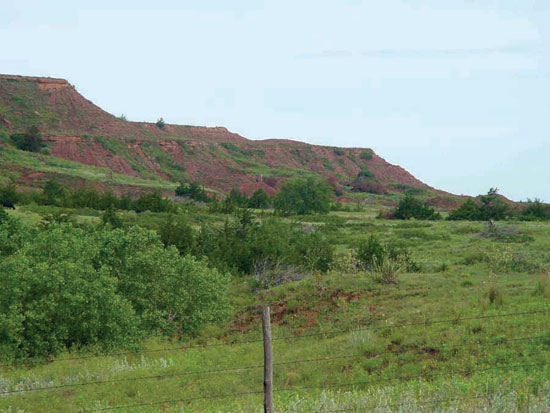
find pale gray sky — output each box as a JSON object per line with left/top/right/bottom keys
{"left": 1, "top": 0, "right": 549, "bottom": 201}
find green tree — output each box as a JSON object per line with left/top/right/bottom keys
{"left": 42, "top": 180, "right": 68, "bottom": 206}
{"left": 176, "top": 181, "right": 210, "bottom": 202}
{"left": 447, "top": 199, "right": 482, "bottom": 221}
{"left": 392, "top": 194, "right": 441, "bottom": 220}
{"left": 0, "top": 182, "right": 19, "bottom": 204}
{"left": 102, "top": 206, "right": 124, "bottom": 228}
{"left": 248, "top": 188, "right": 269, "bottom": 209}
{"left": 10, "top": 126, "right": 46, "bottom": 153}
{"left": 522, "top": 199, "right": 549, "bottom": 221}
{"left": 274, "top": 177, "right": 332, "bottom": 216}
{"left": 0, "top": 224, "right": 140, "bottom": 360}
{"left": 478, "top": 188, "right": 509, "bottom": 220}
{"left": 159, "top": 215, "right": 195, "bottom": 255}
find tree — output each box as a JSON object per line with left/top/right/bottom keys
{"left": 248, "top": 189, "right": 269, "bottom": 209}
{"left": 0, "top": 224, "right": 141, "bottom": 359}
{"left": 102, "top": 206, "right": 124, "bottom": 228}
{"left": 156, "top": 118, "right": 166, "bottom": 129}
{"left": 176, "top": 181, "right": 210, "bottom": 202}
{"left": 10, "top": 126, "right": 46, "bottom": 153}
{"left": 274, "top": 177, "right": 332, "bottom": 216}
{"left": 393, "top": 194, "right": 441, "bottom": 220}
{"left": 447, "top": 199, "right": 482, "bottom": 221}
{"left": 0, "top": 182, "right": 19, "bottom": 204}
{"left": 42, "top": 180, "right": 68, "bottom": 206}
{"left": 159, "top": 215, "right": 195, "bottom": 255}
{"left": 226, "top": 187, "right": 248, "bottom": 207}
{"left": 478, "top": 188, "right": 509, "bottom": 220}
{"left": 522, "top": 199, "right": 549, "bottom": 221}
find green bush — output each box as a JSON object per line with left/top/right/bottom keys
{"left": 0, "top": 224, "right": 141, "bottom": 360}
{"left": 10, "top": 126, "right": 46, "bottom": 153}
{"left": 0, "top": 218, "right": 231, "bottom": 361}
{"left": 354, "top": 234, "right": 419, "bottom": 272}
{"left": 0, "top": 182, "right": 19, "bottom": 204}
{"left": 156, "top": 118, "right": 166, "bottom": 129}
{"left": 160, "top": 214, "right": 195, "bottom": 255}
{"left": 521, "top": 199, "right": 550, "bottom": 221}
{"left": 248, "top": 188, "right": 269, "bottom": 209}
{"left": 357, "top": 166, "right": 375, "bottom": 179}
{"left": 448, "top": 189, "right": 511, "bottom": 221}
{"left": 359, "top": 149, "right": 374, "bottom": 161}
{"left": 175, "top": 181, "right": 211, "bottom": 203}
{"left": 392, "top": 194, "right": 441, "bottom": 220}
{"left": 274, "top": 177, "right": 332, "bottom": 216}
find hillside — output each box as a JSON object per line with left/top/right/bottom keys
{"left": 0, "top": 74, "right": 457, "bottom": 206}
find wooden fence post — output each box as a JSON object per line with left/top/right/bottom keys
{"left": 262, "top": 306, "right": 274, "bottom": 413}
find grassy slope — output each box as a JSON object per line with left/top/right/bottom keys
{"left": 1, "top": 207, "right": 550, "bottom": 412}
{"left": 0, "top": 144, "right": 178, "bottom": 191}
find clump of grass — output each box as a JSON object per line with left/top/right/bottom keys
{"left": 370, "top": 256, "right": 405, "bottom": 284}
{"left": 437, "top": 262, "right": 450, "bottom": 273}
{"left": 330, "top": 251, "right": 362, "bottom": 274}
{"left": 487, "top": 283, "right": 504, "bottom": 306}
{"left": 461, "top": 279, "right": 474, "bottom": 287}
{"left": 462, "top": 251, "right": 486, "bottom": 265}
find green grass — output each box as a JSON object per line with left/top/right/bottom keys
{"left": 0, "top": 146, "right": 177, "bottom": 190}
{"left": 1, "top": 209, "right": 550, "bottom": 411}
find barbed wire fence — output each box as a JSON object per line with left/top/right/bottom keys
{"left": 1, "top": 307, "right": 549, "bottom": 412}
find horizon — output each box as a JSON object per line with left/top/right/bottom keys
{"left": 1, "top": 0, "right": 548, "bottom": 201}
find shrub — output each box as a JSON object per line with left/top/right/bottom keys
{"left": 0, "top": 224, "right": 141, "bottom": 360}
{"left": 522, "top": 199, "right": 550, "bottom": 221}
{"left": 134, "top": 191, "right": 174, "bottom": 213}
{"left": 42, "top": 179, "right": 68, "bottom": 206}
{"left": 355, "top": 235, "right": 385, "bottom": 270}
{"left": 176, "top": 181, "right": 210, "bottom": 203}
{"left": 354, "top": 235, "right": 419, "bottom": 272}
{"left": 370, "top": 256, "right": 405, "bottom": 284}
{"left": 10, "top": 126, "right": 46, "bottom": 153}
{"left": 447, "top": 199, "right": 482, "bottom": 221}
{"left": 393, "top": 194, "right": 441, "bottom": 220}
{"left": 333, "top": 149, "right": 345, "bottom": 156}
{"left": 448, "top": 189, "right": 511, "bottom": 221}
{"left": 102, "top": 206, "right": 124, "bottom": 228}
{"left": 274, "top": 177, "right": 332, "bottom": 216}
{"left": 352, "top": 178, "right": 386, "bottom": 194}
{"left": 359, "top": 149, "right": 374, "bottom": 161}
{"left": 248, "top": 188, "right": 269, "bottom": 209}
{"left": 357, "top": 166, "right": 375, "bottom": 179}
{"left": 159, "top": 214, "right": 194, "bottom": 255}
{"left": 0, "top": 182, "right": 19, "bottom": 204}
{"left": 0, "top": 220, "right": 231, "bottom": 360}
{"left": 156, "top": 118, "right": 166, "bottom": 129}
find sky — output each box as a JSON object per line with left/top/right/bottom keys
{"left": 1, "top": 0, "right": 549, "bottom": 201}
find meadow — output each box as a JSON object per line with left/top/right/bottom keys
{"left": 1, "top": 203, "right": 550, "bottom": 412}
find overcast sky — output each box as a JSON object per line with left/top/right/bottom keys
{"left": 1, "top": 0, "right": 549, "bottom": 201}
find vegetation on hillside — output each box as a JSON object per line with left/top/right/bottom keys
{"left": 1, "top": 198, "right": 550, "bottom": 411}
{"left": 274, "top": 177, "right": 332, "bottom": 216}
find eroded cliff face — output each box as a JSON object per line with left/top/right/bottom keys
{"left": 0, "top": 74, "right": 443, "bottom": 198}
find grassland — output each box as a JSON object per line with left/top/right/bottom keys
{"left": 1, "top": 204, "right": 550, "bottom": 412}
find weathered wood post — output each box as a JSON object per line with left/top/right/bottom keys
{"left": 262, "top": 306, "right": 274, "bottom": 413}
